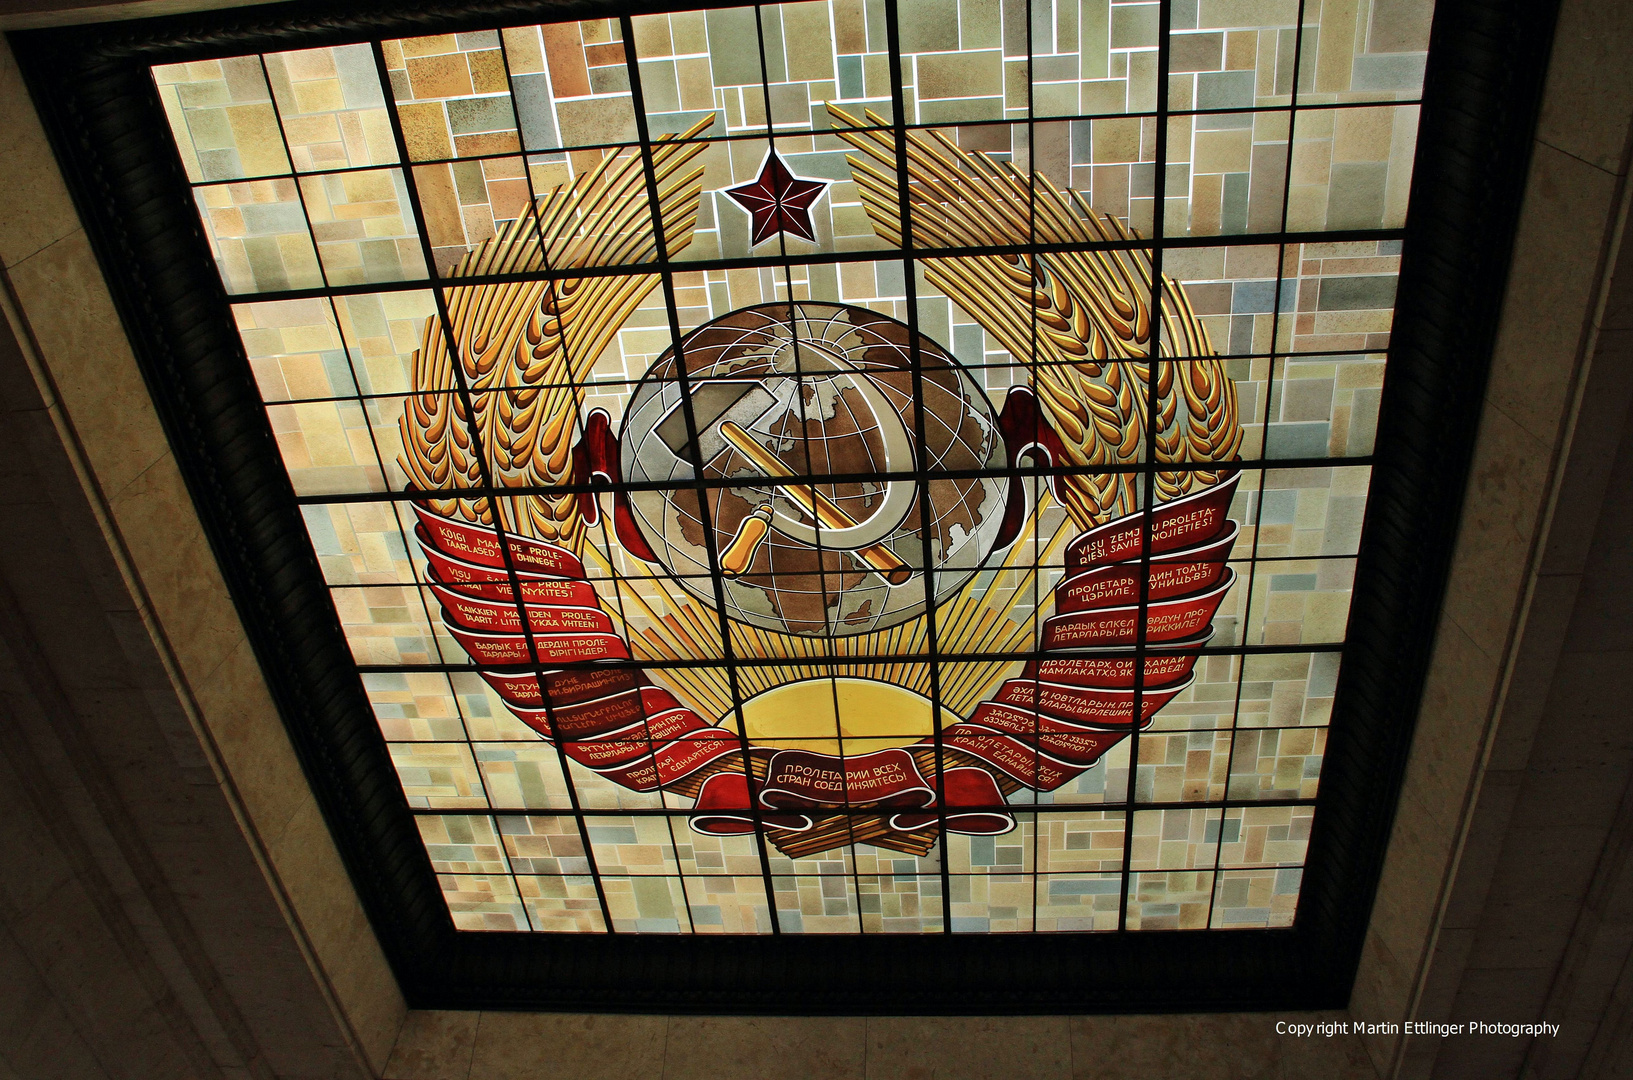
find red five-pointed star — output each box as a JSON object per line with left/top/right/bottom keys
{"left": 725, "top": 152, "right": 828, "bottom": 247}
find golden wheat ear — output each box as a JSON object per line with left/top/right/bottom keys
{"left": 823, "top": 102, "right": 1242, "bottom": 526}
{"left": 399, "top": 116, "right": 716, "bottom": 544}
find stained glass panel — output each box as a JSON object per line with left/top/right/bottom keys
{"left": 151, "top": 0, "right": 1429, "bottom": 935}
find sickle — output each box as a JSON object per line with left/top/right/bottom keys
{"left": 760, "top": 343, "right": 919, "bottom": 553}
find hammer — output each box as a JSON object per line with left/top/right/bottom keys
{"left": 655, "top": 382, "right": 912, "bottom": 585}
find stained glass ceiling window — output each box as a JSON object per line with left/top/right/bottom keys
{"left": 147, "top": 0, "right": 1429, "bottom": 936}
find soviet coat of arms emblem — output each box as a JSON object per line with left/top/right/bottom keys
{"left": 399, "top": 105, "right": 1242, "bottom": 860}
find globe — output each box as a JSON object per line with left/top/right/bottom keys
{"left": 619, "top": 302, "right": 1007, "bottom": 637}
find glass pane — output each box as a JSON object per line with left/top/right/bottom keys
{"left": 1219, "top": 805, "right": 1314, "bottom": 866}
{"left": 193, "top": 179, "right": 323, "bottom": 294}
{"left": 1133, "top": 729, "right": 1231, "bottom": 802}
{"left": 1227, "top": 727, "right": 1327, "bottom": 800}
{"left": 265, "top": 45, "right": 399, "bottom": 172}
{"left": 440, "top": 873, "right": 529, "bottom": 929}
{"left": 517, "top": 874, "right": 607, "bottom": 931}
{"left": 332, "top": 289, "right": 442, "bottom": 397}
{"left": 1287, "top": 241, "right": 1401, "bottom": 354}
{"left": 384, "top": 31, "right": 522, "bottom": 160}
{"left": 1288, "top": 106, "right": 1419, "bottom": 231}
{"left": 860, "top": 874, "right": 944, "bottom": 932}
{"left": 498, "top": 815, "right": 591, "bottom": 873}
{"left": 234, "top": 298, "right": 353, "bottom": 402}
{"left": 505, "top": 21, "right": 641, "bottom": 149}
{"left": 632, "top": 12, "right": 726, "bottom": 136}
{"left": 266, "top": 399, "right": 387, "bottom": 496}
{"left": 476, "top": 743, "right": 576, "bottom": 808}
{"left": 413, "top": 157, "right": 534, "bottom": 275}
{"left": 763, "top": 1, "right": 894, "bottom": 129}
{"left": 901, "top": 0, "right": 1022, "bottom": 125}
{"left": 366, "top": 671, "right": 468, "bottom": 741}
{"left": 683, "top": 875, "right": 773, "bottom": 932}
{"left": 154, "top": 57, "right": 290, "bottom": 182}
{"left": 603, "top": 876, "right": 692, "bottom": 931}
{"left": 298, "top": 168, "right": 429, "bottom": 285}
{"left": 1237, "top": 651, "right": 1341, "bottom": 728}
{"left": 1126, "top": 870, "right": 1213, "bottom": 929}
{"left": 1296, "top": 0, "right": 1432, "bottom": 105}
{"left": 391, "top": 742, "right": 488, "bottom": 807}
{"left": 773, "top": 874, "right": 861, "bottom": 932}
{"left": 417, "top": 814, "right": 509, "bottom": 872}
{"left": 1035, "top": 874, "right": 1121, "bottom": 930}
{"left": 1211, "top": 866, "right": 1301, "bottom": 928}
{"left": 1128, "top": 808, "right": 1220, "bottom": 868}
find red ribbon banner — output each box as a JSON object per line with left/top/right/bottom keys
{"left": 407, "top": 462, "right": 1242, "bottom": 838}
{"left": 690, "top": 750, "right": 1012, "bottom": 836}
{"left": 914, "top": 472, "right": 1242, "bottom": 793}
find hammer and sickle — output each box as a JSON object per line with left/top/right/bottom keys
{"left": 653, "top": 336, "right": 919, "bottom": 584}
{"left": 755, "top": 343, "right": 917, "bottom": 552}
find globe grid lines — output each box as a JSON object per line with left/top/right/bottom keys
{"left": 620, "top": 302, "right": 1007, "bottom": 640}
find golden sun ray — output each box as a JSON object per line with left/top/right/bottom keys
{"left": 582, "top": 488, "right": 1069, "bottom": 724}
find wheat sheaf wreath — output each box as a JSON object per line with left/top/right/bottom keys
{"left": 395, "top": 108, "right": 1244, "bottom": 856}
{"left": 825, "top": 104, "right": 1242, "bottom": 530}
{"left": 398, "top": 115, "right": 716, "bottom": 548}
{"left": 401, "top": 109, "right": 1241, "bottom": 539}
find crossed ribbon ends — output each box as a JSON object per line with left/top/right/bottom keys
{"left": 408, "top": 422, "right": 1241, "bottom": 854}
{"left": 690, "top": 749, "right": 1014, "bottom": 836}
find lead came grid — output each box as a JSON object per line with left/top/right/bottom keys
{"left": 153, "top": 0, "right": 1429, "bottom": 934}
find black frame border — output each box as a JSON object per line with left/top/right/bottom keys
{"left": 9, "top": 0, "right": 1558, "bottom": 1012}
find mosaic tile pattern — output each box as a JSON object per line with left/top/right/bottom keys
{"left": 1037, "top": 811, "right": 1126, "bottom": 872}
{"left": 1126, "top": 870, "right": 1213, "bottom": 930}
{"left": 775, "top": 875, "right": 863, "bottom": 932}
{"left": 683, "top": 876, "right": 775, "bottom": 932}
{"left": 385, "top": 32, "right": 522, "bottom": 160}
{"left": 393, "top": 741, "right": 488, "bottom": 808}
{"left": 235, "top": 299, "right": 353, "bottom": 402}
{"left": 1219, "top": 804, "right": 1314, "bottom": 866}
{"left": 366, "top": 671, "right": 469, "bottom": 741}
{"left": 1211, "top": 866, "right": 1301, "bottom": 928}
{"left": 155, "top": 57, "right": 290, "bottom": 182}
{"left": 333, "top": 290, "right": 443, "bottom": 397}
{"left": 440, "top": 873, "right": 530, "bottom": 930}
{"left": 266, "top": 397, "right": 388, "bottom": 496}
{"left": 418, "top": 813, "right": 509, "bottom": 872}
{"left": 1134, "top": 729, "right": 1231, "bottom": 802}
{"left": 506, "top": 19, "right": 641, "bottom": 148}
{"left": 298, "top": 168, "right": 429, "bottom": 285}
{"left": 473, "top": 743, "right": 575, "bottom": 806}
{"left": 1130, "top": 807, "right": 1221, "bottom": 870}
{"left": 1228, "top": 727, "right": 1327, "bottom": 799}
{"left": 517, "top": 875, "right": 607, "bottom": 931}
{"left": 954, "top": 872, "right": 1045, "bottom": 931}
{"left": 414, "top": 156, "right": 535, "bottom": 273}
{"left": 302, "top": 500, "right": 417, "bottom": 585}
{"left": 266, "top": 45, "right": 400, "bottom": 172}
{"left": 1237, "top": 651, "right": 1341, "bottom": 727}
{"left": 194, "top": 179, "right": 323, "bottom": 294}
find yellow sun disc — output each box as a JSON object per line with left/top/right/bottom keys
{"left": 722, "top": 677, "right": 959, "bottom": 756}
